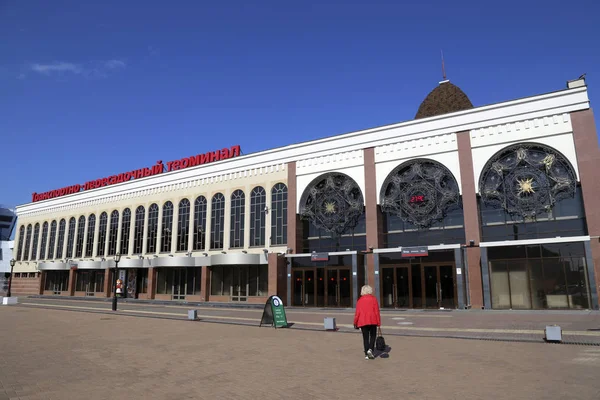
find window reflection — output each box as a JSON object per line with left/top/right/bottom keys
{"left": 488, "top": 243, "right": 590, "bottom": 309}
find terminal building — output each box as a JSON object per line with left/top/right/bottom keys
{"left": 10, "top": 76, "right": 600, "bottom": 310}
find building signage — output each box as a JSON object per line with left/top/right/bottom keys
{"left": 31, "top": 145, "right": 242, "bottom": 203}
{"left": 311, "top": 252, "right": 329, "bottom": 262}
{"left": 401, "top": 246, "right": 428, "bottom": 258}
{"left": 259, "top": 295, "right": 288, "bottom": 328}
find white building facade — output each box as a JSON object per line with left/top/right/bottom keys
{"left": 11, "top": 77, "right": 600, "bottom": 310}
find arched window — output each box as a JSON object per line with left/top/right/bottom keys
{"left": 146, "top": 204, "right": 159, "bottom": 253}
{"left": 48, "top": 221, "right": 57, "bottom": 259}
{"left": 177, "top": 199, "right": 190, "bottom": 252}
{"left": 16, "top": 226, "right": 25, "bottom": 261}
{"left": 56, "top": 219, "right": 66, "bottom": 259}
{"left": 108, "top": 211, "right": 119, "bottom": 256}
{"left": 250, "top": 186, "right": 266, "bottom": 246}
{"left": 85, "top": 214, "right": 96, "bottom": 257}
{"left": 230, "top": 190, "right": 245, "bottom": 248}
{"left": 66, "top": 217, "right": 76, "bottom": 258}
{"left": 193, "top": 196, "right": 207, "bottom": 251}
{"left": 271, "top": 183, "right": 288, "bottom": 245}
{"left": 23, "top": 224, "right": 32, "bottom": 261}
{"left": 75, "top": 216, "right": 86, "bottom": 257}
{"left": 31, "top": 223, "right": 40, "bottom": 261}
{"left": 97, "top": 213, "right": 108, "bottom": 257}
{"left": 210, "top": 193, "right": 225, "bottom": 249}
{"left": 161, "top": 201, "right": 174, "bottom": 253}
{"left": 133, "top": 206, "right": 145, "bottom": 254}
{"left": 120, "top": 208, "right": 131, "bottom": 255}
{"left": 39, "top": 222, "right": 49, "bottom": 260}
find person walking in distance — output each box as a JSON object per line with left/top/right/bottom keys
{"left": 353, "top": 285, "right": 381, "bottom": 359}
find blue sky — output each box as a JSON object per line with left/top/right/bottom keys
{"left": 2, "top": 0, "right": 599, "bottom": 212}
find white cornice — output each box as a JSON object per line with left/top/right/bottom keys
{"left": 16, "top": 85, "right": 590, "bottom": 215}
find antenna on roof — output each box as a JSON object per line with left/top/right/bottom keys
{"left": 441, "top": 50, "right": 447, "bottom": 81}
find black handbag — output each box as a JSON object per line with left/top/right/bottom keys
{"left": 375, "top": 327, "right": 386, "bottom": 351}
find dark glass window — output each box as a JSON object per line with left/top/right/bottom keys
{"left": 161, "top": 201, "right": 174, "bottom": 253}
{"left": 16, "top": 226, "right": 25, "bottom": 261}
{"left": 23, "top": 224, "right": 32, "bottom": 261}
{"left": 211, "top": 193, "right": 225, "bottom": 250}
{"left": 97, "top": 213, "right": 108, "bottom": 257}
{"left": 383, "top": 206, "right": 465, "bottom": 248}
{"left": 75, "top": 216, "right": 85, "bottom": 258}
{"left": 31, "top": 223, "right": 40, "bottom": 261}
{"left": 85, "top": 214, "right": 96, "bottom": 257}
{"left": 48, "top": 221, "right": 57, "bottom": 259}
{"left": 177, "top": 199, "right": 190, "bottom": 252}
{"left": 230, "top": 190, "right": 245, "bottom": 248}
{"left": 120, "top": 208, "right": 131, "bottom": 255}
{"left": 250, "top": 186, "right": 266, "bottom": 247}
{"left": 271, "top": 183, "right": 288, "bottom": 245}
{"left": 302, "top": 213, "right": 367, "bottom": 253}
{"left": 133, "top": 206, "right": 145, "bottom": 255}
{"left": 108, "top": 211, "right": 119, "bottom": 256}
{"left": 210, "top": 266, "right": 268, "bottom": 296}
{"left": 65, "top": 217, "right": 76, "bottom": 258}
{"left": 480, "top": 187, "right": 587, "bottom": 242}
{"left": 146, "top": 204, "right": 159, "bottom": 253}
{"left": 39, "top": 222, "right": 48, "bottom": 260}
{"left": 488, "top": 242, "right": 590, "bottom": 310}
{"left": 193, "top": 196, "right": 207, "bottom": 251}
{"left": 56, "top": 220, "right": 66, "bottom": 259}
{"left": 75, "top": 270, "right": 105, "bottom": 293}
{"left": 44, "top": 270, "right": 69, "bottom": 292}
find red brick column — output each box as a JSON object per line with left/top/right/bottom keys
{"left": 571, "top": 109, "right": 600, "bottom": 297}
{"left": 67, "top": 268, "right": 77, "bottom": 296}
{"left": 457, "top": 131, "right": 484, "bottom": 309}
{"left": 267, "top": 253, "right": 279, "bottom": 296}
{"left": 104, "top": 269, "right": 111, "bottom": 297}
{"left": 147, "top": 267, "right": 156, "bottom": 300}
{"left": 201, "top": 266, "right": 209, "bottom": 301}
{"left": 38, "top": 271, "right": 45, "bottom": 295}
{"left": 363, "top": 148, "right": 382, "bottom": 287}
{"left": 286, "top": 162, "right": 303, "bottom": 254}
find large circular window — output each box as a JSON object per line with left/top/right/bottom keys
{"left": 380, "top": 159, "right": 461, "bottom": 228}
{"left": 299, "top": 173, "right": 364, "bottom": 236}
{"left": 479, "top": 143, "right": 577, "bottom": 218}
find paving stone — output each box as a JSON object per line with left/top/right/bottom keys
{"left": 1, "top": 305, "right": 600, "bottom": 399}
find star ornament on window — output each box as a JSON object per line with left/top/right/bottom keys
{"left": 324, "top": 201, "right": 336, "bottom": 214}
{"left": 517, "top": 177, "right": 535, "bottom": 196}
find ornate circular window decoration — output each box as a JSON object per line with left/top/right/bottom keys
{"left": 479, "top": 143, "right": 577, "bottom": 218}
{"left": 299, "top": 173, "right": 364, "bottom": 236}
{"left": 380, "top": 159, "right": 461, "bottom": 228}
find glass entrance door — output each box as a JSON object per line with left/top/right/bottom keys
{"left": 381, "top": 267, "right": 410, "bottom": 308}
{"left": 380, "top": 264, "right": 455, "bottom": 309}
{"left": 439, "top": 265, "right": 455, "bottom": 309}
{"left": 292, "top": 269, "right": 316, "bottom": 306}
{"left": 172, "top": 268, "right": 187, "bottom": 300}
{"left": 231, "top": 267, "right": 248, "bottom": 302}
{"left": 423, "top": 265, "right": 456, "bottom": 309}
{"left": 326, "top": 268, "right": 352, "bottom": 307}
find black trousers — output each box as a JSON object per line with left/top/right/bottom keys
{"left": 360, "top": 325, "right": 377, "bottom": 354}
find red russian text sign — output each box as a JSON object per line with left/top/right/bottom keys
{"left": 32, "top": 145, "right": 241, "bottom": 203}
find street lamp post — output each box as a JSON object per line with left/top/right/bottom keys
{"left": 7, "top": 259, "right": 15, "bottom": 298}
{"left": 112, "top": 253, "right": 121, "bottom": 311}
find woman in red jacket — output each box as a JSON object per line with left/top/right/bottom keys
{"left": 353, "top": 285, "right": 381, "bottom": 359}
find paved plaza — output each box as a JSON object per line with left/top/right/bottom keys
{"left": 1, "top": 304, "right": 600, "bottom": 399}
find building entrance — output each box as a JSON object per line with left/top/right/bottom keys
{"left": 292, "top": 267, "right": 352, "bottom": 307}
{"left": 381, "top": 264, "right": 456, "bottom": 309}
